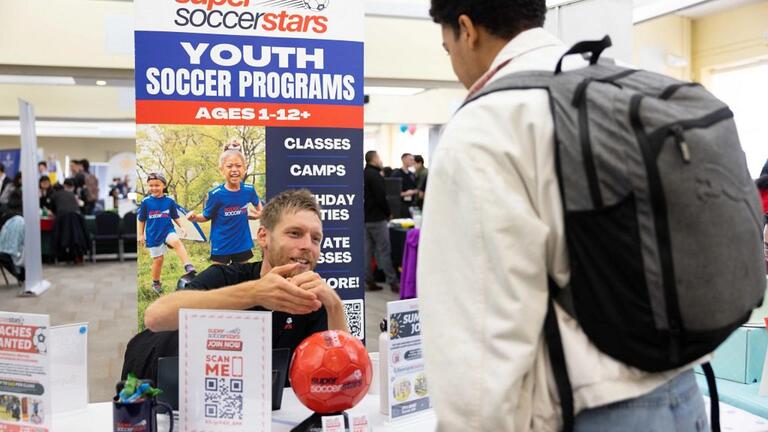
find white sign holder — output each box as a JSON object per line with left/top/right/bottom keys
{"left": 50, "top": 323, "right": 89, "bottom": 414}
{"left": 179, "top": 309, "right": 271, "bottom": 432}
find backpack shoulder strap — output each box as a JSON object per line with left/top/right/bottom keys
{"left": 460, "top": 71, "right": 554, "bottom": 110}
{"left": 545, "top": 278, "right": 574, "bottom": 432}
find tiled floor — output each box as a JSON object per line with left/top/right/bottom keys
{"left": 0, "top": 261, "right": 137, "bottom": 403}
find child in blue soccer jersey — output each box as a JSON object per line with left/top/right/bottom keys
{"left": 187, "top": 143, "right": 263, "bottom": 264}
{"left": 138, "top": 173, "right": 196, "bottom": 294}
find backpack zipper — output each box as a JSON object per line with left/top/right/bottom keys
{"left": 629, "top": 94, "right": 684, "bottom": 365}
{"left": 648, "top": 107, "right": 733, "bottom": 163}
{"left": 670, "top": 126, "right": 691, "bottom": 164}
{"left": 574, "top": 79, "right": 603, "bottom": 208}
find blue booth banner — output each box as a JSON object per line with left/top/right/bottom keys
{"left": 134, "top": 0, "right": 365, "bottom": 339}
{"left": 0, "top": 149, "right": 21, "bottom": 179}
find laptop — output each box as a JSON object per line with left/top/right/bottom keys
{"left": 157, "top": 348, "right": 292, "bottom": 411}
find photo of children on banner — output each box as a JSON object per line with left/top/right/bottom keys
{"left": 186, "top": 142, "right": 263, "bottom": 264}
{"left": 137, "top": 172, "right": 198, "bottom": 295}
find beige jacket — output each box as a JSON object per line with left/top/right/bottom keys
{"left": 418, "top": 28, "right": 694, "bottom": 432}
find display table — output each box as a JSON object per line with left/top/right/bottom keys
{"left": 45, "top": 387, "right": 768, "bottom": 431}
{"left": 53, "top": 388, "right": 437, "bottom": 431}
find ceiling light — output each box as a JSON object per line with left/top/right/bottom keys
{"left": 96, "top": 80, "right": 108, "bottom": 86}
{"left": 363, "top": 86, "right": 426, "bottom": 96}
{"left": 0, "top": 75, "right": 76, "bottom": 86}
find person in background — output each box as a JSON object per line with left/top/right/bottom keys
{"left": 39, "top": 175, "right": 54, "bottom": 212}
{"left": 382, "top": 166, "right": 393, "bottom": 177}
{"left": 756, "top": 160, "right": 768, "bottom": 271}
{"left": 414, "top": 154, "right": 429, "bottom": 208}
{"left": 69, "top": 160, "right": 87, "bottom": 213}
{"left": 50, "top": 178, "right": 89, "bottom": 264}
{"left": 79, "top": 159, "right": 100, "bottom": 215}
{"left": 390, "top": 153, "right": 419, "bottom": 218}
{"left": 0, "top": 189, "right": 25, "bottom": 283}
{"left": 0, "top": 173, "right": 21, "bottom": 208}
{"left": 69, "top": 159, "right": 82, "bottom": 183}
{"left": 38, "top": 161, "right": 48, "bottom": 178}
{"left": 0, "top": 164, "right": 10, "bottom": 200}
{"left": 48, "top": 179, "right": 81, "bottom": 216}
{"left": 109, "top": 177, "right": 122, "bottom": 209}
{"left": 418, "top": 1, "right": 709, "bottom": 430}
{"left": 758, "top": 160, "right": 768, "bottom": 215}
{"left": 364, "top": 150, "right": 400, "bottom": 293}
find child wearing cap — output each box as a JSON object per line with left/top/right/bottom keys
{"left": 138, "top": 173, "right": 196, "bottom": 294}
{"left": 187, "top": 143, "right": 262, "bottom": 264}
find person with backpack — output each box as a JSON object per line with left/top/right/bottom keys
{"left": 417, "top": 1, "right": 765, "bottom": 431}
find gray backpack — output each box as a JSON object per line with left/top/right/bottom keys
{"left": 463, "top": 37, "right": 765, "bottom": 432}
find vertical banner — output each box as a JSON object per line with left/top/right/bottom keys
{"left": 134, "top": 0, "right": 365, "bottom": 337}
{"left": 0, "top": 312, "right": 51, "bottom": 432}
{"left": 18, "top": 100, "right": 50, "bottom": 297}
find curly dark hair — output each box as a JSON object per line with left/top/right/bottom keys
{"left": 430, "top": 0, "right": 547, "bottom": 39}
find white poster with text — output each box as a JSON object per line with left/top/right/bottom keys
{"left": 386, "top": 299, "right": 431, "bottom": 421}
{"left": 180, "top": 309, "right": 271, "bottom": 431}
{"left": 0, "top": 312, "right": 51, "bottom": 432}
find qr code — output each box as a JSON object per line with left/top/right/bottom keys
{"left": 343, "top": 299, "right": 364, "bottom": 340}
{"left": 204, "top": 378, "right": 243, "bottom": 420}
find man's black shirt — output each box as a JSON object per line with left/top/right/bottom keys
{"left": 390, "top": 168, "right": 417, "bottom": 192}
{"left": 364, "top": 164, "right": 389, "bottom": 222}
{"left": 184, "top": 261, "right": 328, "bottom": 356}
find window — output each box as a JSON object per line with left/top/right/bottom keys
{"left": 709, "top": 61, "right": 768, "bottom": 178}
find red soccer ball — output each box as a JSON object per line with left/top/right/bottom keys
{"left": 289, "top": 330, "right": 372, "bottom": 414}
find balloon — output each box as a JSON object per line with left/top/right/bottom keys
{"left": 399, "top": 124, "right": 408, "bottom": 133}
{"left": 408, "top": 125, "right": 417, "bottom": 135}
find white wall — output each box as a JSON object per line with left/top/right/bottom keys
{"left": 0, "top": 136, "right": 134, "bottom": 165}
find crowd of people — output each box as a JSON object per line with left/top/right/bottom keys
{"left": 0, "top": 156, "right": 134, "bottom": 279}
{"left": 38, "top": 159, "right": 108, "bottom": 217}
{"left": 38, "top": 158, "right": 131, "bottom": 265}
{"left": 362, "top": 151, "right": 430, "bottom": 293}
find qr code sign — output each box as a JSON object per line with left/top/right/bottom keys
{"left": 343, "top": 299, "right": 364, "bottom": 340}
{"left": 204, "top": 377, "right": 244, "bottom": 420}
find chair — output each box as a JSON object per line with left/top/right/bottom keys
{"left": 157, "top": 357, "right": 179, "bottom": 411}
{"left": 53, "top": 212, "right": 90, "bottom": 264}
{"left": 92, "top": 212, "right": 122, "bottom": 262}
{"left": 0, "top": 253, "right": 21, "bottom": 286}
{"left": 120, "top": 211, "right": 137, "bottom": 260}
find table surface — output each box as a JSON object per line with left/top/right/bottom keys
{"left": 52, "top": 391, "right": 768, "bottom": 431}
{"left": 52, "top": 388, "right": 436, "bottom": 432}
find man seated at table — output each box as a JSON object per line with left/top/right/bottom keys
{"left": 139, "top": 189, "right": 349, "bottom": 366}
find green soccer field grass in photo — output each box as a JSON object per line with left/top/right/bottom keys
{"left": 136, "top": 233, "right": 263, "bottom": 331}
